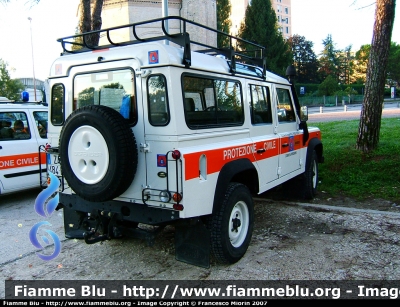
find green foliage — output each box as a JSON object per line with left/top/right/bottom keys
{"left": 318, "top": 34, "right": 340, "bottom": 81}
{"left": 318, "top": 75, "right": 339, "bottom": 96}
{"left": 387, "top": 42, "right": 400, "bottom": 86}
{"left": 217, "top": 0, "right": 231, "bottom": 48}
{"left": 316, "top": 118, "right": 400, "bottom": 202}
{"left": 238, "top": 0, "right": 292, "bottom": 76}
{"left": 0, "top": 59, "right": 25, "bottom": 101}
{"left": 288, "top": 35, "right": 319, "bottom": 83}
{"left": 102, "top": 82, "right": 123, "bottom": 89}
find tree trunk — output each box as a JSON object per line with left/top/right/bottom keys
{"left": 79, "top": 0, "right": 103, "bottom": 47}
{"left": 356, "top": 0, "right": 396, "bottom": 153}
{"left": 91, "top": 0, "right": 104, "bottom": 46}
{"left": 79, "top": 0, "right": 91, "bottom": 34}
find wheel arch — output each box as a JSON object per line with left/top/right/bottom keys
{"left": 307, "top": 137, "right": 324, "bottom": 166}
{"left": 212, "top": 159, "right": 258, "bottom": 213}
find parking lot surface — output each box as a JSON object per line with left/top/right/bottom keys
{"left": 2, "top": 188, "right": 400, "bottom": 298}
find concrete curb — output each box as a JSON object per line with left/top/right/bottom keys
{"left": 253, "top": 197, "right": 400, "bottom": 217}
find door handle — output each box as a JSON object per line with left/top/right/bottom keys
{"left": 282, "top": 143, "right": 289, "bottom": 147}
{"left": 257, "top": 149, "right": 266, "bottom": 154}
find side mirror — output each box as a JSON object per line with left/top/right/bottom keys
{"left": 300, "top": 106, "right": 308, "bottom": 122}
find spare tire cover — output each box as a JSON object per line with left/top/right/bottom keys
{"left": 59, "top": 105, "right": 138, "bottom": 202}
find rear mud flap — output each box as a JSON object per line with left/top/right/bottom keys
{"left": 175, "top": 219, "right": 210, "bottom": 268}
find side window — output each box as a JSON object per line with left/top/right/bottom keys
{"left": 73, "top": 69, "right": 137, "bottom": 125}
{"left": 183, "top": 75, "right": 244, "bottom": 129}
{"left": 147, "top": 75, "right": 170, "bottom": 126}
{"left": 51, "top": 84, "right": 64, "bottom": 125}
{"left": 0, "top": 112, "right": 31, "bottom": 141}
{"left": 250, "top": 84, "right": 272, "bottom": 124}
{"left": 276, "top": 88, "right": 296, "bottom": 123}
{"left": 33, "top": 111, "right": 48, "bottom": 139}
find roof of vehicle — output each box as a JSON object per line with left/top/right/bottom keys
{"left": 50, "top": 16, "right": 290, "bottom": 85}
{"left": 0, "top": 101, "right": 48, "bottom": 109}
{"left": 0, "top": 97, "right": 13, "bottom": 102}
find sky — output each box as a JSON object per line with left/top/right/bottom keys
{"left": 0, "top": 0, "right": 399, "bottom": 81}
{"left": 291, "top": 0, "right": 400, "bottom": 55}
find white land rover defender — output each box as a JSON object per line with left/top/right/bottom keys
{"left": 45, "top": 17, "right": 324, "bottom": 268}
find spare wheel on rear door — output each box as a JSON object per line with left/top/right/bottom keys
{"left": 59, "top": 105, "right": 138, "bottom": 202}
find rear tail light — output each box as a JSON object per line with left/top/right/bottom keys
{"left": 172, "top": 150, "right": 181, "bottom": 160}
{"left": 173, "top": 203, "right": 184, "bottom": 211}
{"left": 173, "top": 192, "right": 182, "bottom": 203}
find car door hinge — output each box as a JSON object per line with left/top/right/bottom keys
{"left": 136, "top": 69, "right": 151, "bottom": 78}
{"left": 140, "top": 143, "right": 150, "bottom": 153}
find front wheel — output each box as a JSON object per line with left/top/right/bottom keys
{"left": 303, "top": 149, "right": 319, "bottom": 199}
{"left": 209, "top": 183, "right": 254, "bottom": 264}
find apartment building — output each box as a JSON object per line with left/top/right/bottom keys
{"left": 272, "top": 0, "right": 292, "bottom": 38}
{"left": 230, "top": 0, "right": 292, "bottom": 39}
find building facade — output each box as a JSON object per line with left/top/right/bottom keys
{"left": 272, "top": 0, "right": 292, "bottom": 39}
{"left": 83, "top": 0, "right": 290, "bottom": 48}
{"left": 17, "top": 78, "right": 46, "bottom": 102}
{"left": 99, "top": 0, "right": 217, "bottom": 48}
{"left": 229, "top": 0, "right": 250, "bottom": 36}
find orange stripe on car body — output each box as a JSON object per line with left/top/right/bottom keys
{"left": 183, "top": 131, "right": 322, "bottom": 181}
{"left": 0, "top": 152, "right": 46, "bottom": 170}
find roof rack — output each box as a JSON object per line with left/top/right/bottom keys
{"left": 57, "top": 16, "right": 266, "bottom": 78}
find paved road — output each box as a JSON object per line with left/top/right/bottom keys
{"left": 307, "top": 101, "right": 400, "bottom": 122}
{"left": 2, "top": 188, "right": 400, "bottom": 299}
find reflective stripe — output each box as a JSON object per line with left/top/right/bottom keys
{"left": 183, "top": 131, "right": 321, "bottom": 181}
{"left": 0, "top": 152, "right": 46, "bottom": 170}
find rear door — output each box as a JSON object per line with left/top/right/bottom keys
{"left": 0, "top": 108, "right": 47, "bottom": 193}
{"left": 68, "top": 59, "right": 146, "bottom": 201}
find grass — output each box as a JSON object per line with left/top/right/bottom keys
{"left": 313, "top": 117, "right": 400, "bottom": 202}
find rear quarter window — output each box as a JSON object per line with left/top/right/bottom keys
{"left": 182, "top": 75, "right": 244, "bottom": 129}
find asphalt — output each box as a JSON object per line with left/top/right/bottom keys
{"left": 306, "top": 99, "right": 400, "bottom": 122}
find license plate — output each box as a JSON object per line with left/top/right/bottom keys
{"left": 47, "top": 153, "right": 61, "bottom": 176}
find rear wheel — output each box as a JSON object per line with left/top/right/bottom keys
{"left": 209, "top": 183, "right": 254, "bottom": 264}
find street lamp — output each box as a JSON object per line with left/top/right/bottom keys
{"left": 28, "top": 17, "right": 37, "bottom": 101}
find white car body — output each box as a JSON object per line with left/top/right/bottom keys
{"left": 0, "top": 102, "right": 48, "bottom": 195}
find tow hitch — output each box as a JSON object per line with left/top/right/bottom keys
{"left": 80, "top": 210, "right": 166, "bottom": 247}
{"left": 83, "top": 213, "right": 120, "bottom": 244}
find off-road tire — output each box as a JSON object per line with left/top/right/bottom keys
{"left": 209, "top": 182, "right": 254, "bottom": 264}
{"left": 302, "top": 149, "right": 319, "bottom": 199}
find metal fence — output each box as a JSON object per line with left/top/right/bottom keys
{"left": 299, "top": 95, "right": 365, "bottom": 107}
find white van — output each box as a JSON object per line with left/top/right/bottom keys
{"left": 0, "top": 101, "right": 48, "bottom": 195}
{"left": 46, "top": 17, "right": 323, "bottom": 267}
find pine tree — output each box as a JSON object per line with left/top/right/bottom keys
{"left": 217, "top": 0, "right": 232, "bottom": 48}
{"left": 238, "top": 0, "right": 291, "bottom": 76}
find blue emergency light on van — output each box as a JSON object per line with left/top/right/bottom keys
{"left": 22, "top": 91, "right": 29, "bottom": 102}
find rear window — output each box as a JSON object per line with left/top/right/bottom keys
{"left": 73, "top": 69, "right": 137, "bottom": 125}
